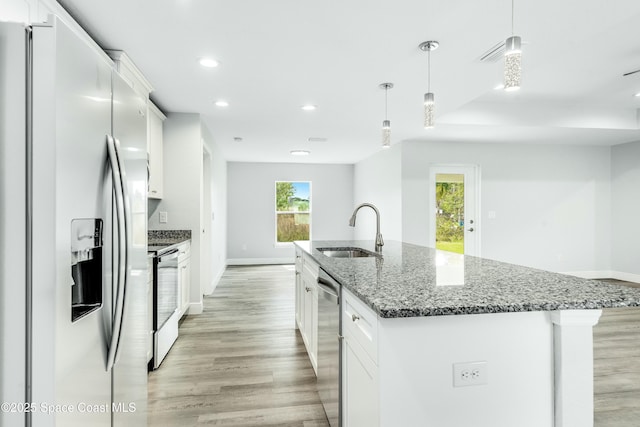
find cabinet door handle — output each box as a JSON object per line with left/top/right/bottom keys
{"left": 305, "top": 287, "right": 311, "bottom": 292}
{"left": 352, "top": 314, "right": 360, "bottom": 322}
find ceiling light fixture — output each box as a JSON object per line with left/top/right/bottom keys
{"left": 301, "top": 104, "right": 317, "bottom": 111}
{"left": 290, "top": 150, "right": 310, "bottom": 156}
{"left": 215, "top": 100, "right": 229, "bottom": 107}
{"left": 379, "top": 82, "right": 394, "bottom": 148}
{"left": 634, "top": 92, "right": 640, "bottom": 97}
{"left": 504, "top": 0, "right": 522, "bottom": 91}
{"left": 199, "top": 58, "right": 220, "bottom": 68}
{"left": 419, "top": 40, "right": 439, "bottom": 129}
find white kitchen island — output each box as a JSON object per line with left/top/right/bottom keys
{"left": 295, "top": 240, "right": 640, "bottom": 427}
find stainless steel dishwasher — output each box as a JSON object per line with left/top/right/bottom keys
{"left": 317, "top": 268, "right": 342, "bottom": 427}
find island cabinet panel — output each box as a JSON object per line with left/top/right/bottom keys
{"left": 294, "top": 249, "right": 319, "bottom": 374}
{"left": 343, "top": 332, "right": 379, "bottom": 427}
{"left": 342, "top": 287, "right": 555, "bottom": 427}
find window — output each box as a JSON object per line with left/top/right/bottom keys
{"left": 275, "top": 181, "right": 311, "bottom": 243}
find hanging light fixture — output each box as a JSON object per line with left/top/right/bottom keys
{"left": 504, "top": 0, "right": 521, "bottom": 91}
{"left": 379, "top": 82, "right": 394, "bottom": 148}
{"left": 419, "top": 40, "right": 439, "bottom": 129}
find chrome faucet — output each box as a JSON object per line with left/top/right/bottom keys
{"left": 349, "top": 203, "right": 384, "bottom": 252}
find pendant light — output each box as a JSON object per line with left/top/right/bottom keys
{"left": 379, "top": 82, "right": 393, "bottom": 148}
{"left": 419, "top": 41, "right": 439, "bottom": 129}
{"left": 504, "top": 0, "right": 521, "bottom": 91}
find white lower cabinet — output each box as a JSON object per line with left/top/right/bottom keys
{"left": 342, "top": 287, "right": 380, "bottom": 426}
{"left": 343, "top": 331, "right": 379, "bottom": 427}
{"left": 302, "top": 269, "right": 318, "bottom": 370}
{"left": 295, "top": 249, "right": 303, "bottom": 328}
{"left": 294, "top": 248, "right": 319, "bottom": 374}
{"left": 177, "top": 241, "right": 191, "bottom": 316}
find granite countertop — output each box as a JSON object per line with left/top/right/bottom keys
{"left": 148, "top": 230, "right": 191, "bottom": 255}
{"left": 296, "top": 240, "right": 640, "bottom": 318}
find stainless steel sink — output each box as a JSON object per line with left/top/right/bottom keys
{"left": 317, "top": 247, "right": 379, "bottom": 258}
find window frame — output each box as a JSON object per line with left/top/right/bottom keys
{"left": 274, "top": 181, "right": 312, "bottom": 246}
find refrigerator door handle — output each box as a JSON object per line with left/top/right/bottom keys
{"left": 105, "top": 135, "right": 128, "bottom": 371}
{"left": 113, "top": 136, "right": 131, "bottom": 364}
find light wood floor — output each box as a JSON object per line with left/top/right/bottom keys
{"left": 148, "top": 265, "right": 329, "bottom": 426}
{"left": 148, "top": 266, "right": 640, "bottom": 426}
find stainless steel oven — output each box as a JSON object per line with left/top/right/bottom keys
{"left": 152, "top": 248, "right": 180, "bottom": 369}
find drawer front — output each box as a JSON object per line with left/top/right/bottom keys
{"left": 177, "top": 241, "right": 191, "bottom": 262}
{"left": 295, "top": 248, "right": 303, "bottom": 271}
{"left": 343, "top": 288, "right": 378, "bottom": 364}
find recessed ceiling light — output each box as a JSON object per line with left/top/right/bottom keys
{"left": 199, "top": 58, "right": 220, "bottom": 68}
{"left": 308, "top": 137, "right": 328, "bottom": 142}
{"left": 634, "top": 92, "right": 640, "bottom": 97}
{"left": 301, "top": 105, "right": 317, "bottom": 111}
{"left": 290, "top": 150, "right": 310, "bottom": 156}
{"left": 233, "top": 137, "right": 243, "bottom": 142}
{"left": 215, "top": 100, "right": 229, "bottom": 107}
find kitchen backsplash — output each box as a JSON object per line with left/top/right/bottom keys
{"left": 148, "top": 229, "right": 192, "bottom": 244}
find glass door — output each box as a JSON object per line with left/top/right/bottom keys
{"left": 429, "top": 166, "right": 479, "bottom": 256}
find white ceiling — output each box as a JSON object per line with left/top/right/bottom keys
{"left": 58, "top": 0, "right": 640, "bottom": 164}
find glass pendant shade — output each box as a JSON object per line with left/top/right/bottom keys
{"left": 504, "top": 35, "right": 521, "bottom": 91}
{"left": 382, "top": 120, "right": 391, "bottom": 148}
{"left": 423, "top": 92, "right": 435, "bottom": 129}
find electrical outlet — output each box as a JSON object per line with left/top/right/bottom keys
{"left": 453, "top": 361, "right": 488, "bottom": 387}
{"left": 159, "top": 211, "right": 168, "bottom": 223}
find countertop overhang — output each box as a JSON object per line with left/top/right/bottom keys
{"left": 295, "top": 240, "right": 640, "bottom": 318}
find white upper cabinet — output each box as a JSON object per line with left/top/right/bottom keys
{"left": 147, "top": 101, "right": 166, "bottom": 199}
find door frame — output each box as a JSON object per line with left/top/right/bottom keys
{"left": 428, "top": 164, "right": 481, "bottom": 256}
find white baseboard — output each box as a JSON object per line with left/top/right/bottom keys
{"left": 203, "top": 265, "right": 226, "bottom": 296}
{"left": 611, "top": 271, "right": 640, "bottom": 283}
{"left": 227, "top": 257, "right": 293, "bottom": 265}
{"left": 562, "top": 270, "right": 640, "bottom": 283}
{"left": 561, "top": 270, "right": 613, "bottom": 279}
{"left": 187, "top": 301, "right": 203, "bottom": 315}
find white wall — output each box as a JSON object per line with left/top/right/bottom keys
{"left": 148, "top": 113, "right": 204, "bottom": 313}
{"left": 400, "top": 141, "right": 612, "bottom": 273}
{"left": 611, "top": 140, "right": 640, "bottom": 278}
{"left": 353, "top": 145, "right": 403, "bottom": 242}
{"left": 201, "top": 125, "right": 227, "bottom": 293}
{"left": 227, "top": 162, "right": 354, "bottom": 263}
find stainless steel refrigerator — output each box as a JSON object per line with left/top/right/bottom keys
{"left": 0, "top": 16, "right": 148, "bottom": 427}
